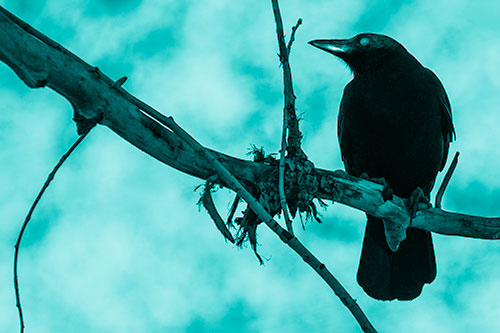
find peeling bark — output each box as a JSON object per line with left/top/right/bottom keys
{"left": 0, "top": 6, "right": 498, "bottom": 246}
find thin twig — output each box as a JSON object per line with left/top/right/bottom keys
{"left": 277, "top": 18, "right": 302, "bottom": 234}
{"left": 435, "top": 152, "right": 459, "bottom": 208}
{"left": 227, "top": 194, "right": 241, "bottom": 227}
{"left": 273, "top": 8, "right": 303, "bottom": 234}
{"left": 165, "top": 115, "right": 377, "bottom": 333}
{"left": 270, "top": 2, "right": 303, "bottom": 157}
{"left": 277, "top": 16, "right": 293, "bottom": 233}
{"left": 202, "top": 181, "right": 235, "bottom": 243}
{"left": 279, "top": 123, "right": 293, "bottom": 234}
{"left": 14, "top": 130, "right": 91, "bottom": 333}
{"left": 287, "top": 18, "right": 303, "bottom": 55}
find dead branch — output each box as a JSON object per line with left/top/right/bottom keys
{"left": 1, "top": 1, "right": 499, "bottom": 263}
{"left": 270, "top": 1, "right": 375, "bottom": 330}
{"left": 273, "top": 13, "right": 304, "bottom": 235}
{"left": 315, "top": 169, "right": 500, "bottom": 244}
{"left": 13, "top": 130, "right": 93, "bottom": 333}
{"left": 1, "top": 2, "right": 499, "bottom": 257}
{"left": 276, "top": 17, "right": 303, "bottom": 234}
{"left": 166, "top": 115, "right": 377, "bottom": 333}
{"left": 201, "top": 181, "right": 235, "bottom": 243}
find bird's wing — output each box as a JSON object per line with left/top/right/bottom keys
{"left": 338, "top": 82, "right": 355, "bottom": 174}
{"left": 423, "top": 68, "right": 456, "bottom": 170}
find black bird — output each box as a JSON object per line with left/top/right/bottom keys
{"left": 309, "top": 33, "right": 455, "bottom": 301}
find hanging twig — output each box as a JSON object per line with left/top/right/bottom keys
{"left": 13, "top": 130, "right": 92, "bottom": 333}
{"left": 201, "top": 181, "right": 235, "bottom": 243}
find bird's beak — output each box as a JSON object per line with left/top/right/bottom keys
{"left": 308, "top": 39, "right": 352, "bottom": 56}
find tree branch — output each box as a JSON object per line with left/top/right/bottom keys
{"left": 0, "top": 6, "right": 261, "bottom": 185}
{"left": 287, "top": 18, "right": 303, "bottom": 55}
{"left": 315, "top": 169, "right": 500, "bottom": 242}
{"left": 1, "top": 4, "right": 498, "bottom": 249}
{"left": 13, "top": 130, "right": 92, "bottom": 333}
{"left": 273, "top": 14, "right": 303, "bottom": 234}
{"left": 270, "top": 1, "right": 303, "bottom": 157}
{"left": 269, "top": 2, "right": 375, "bottom": 330}
{"left": 165, "top": 115, "right": 377, "bottom": 333}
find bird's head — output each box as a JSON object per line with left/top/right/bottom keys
{"left": 309, "top": 33, "right": 413, "bottom": 74}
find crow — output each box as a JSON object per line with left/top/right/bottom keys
{"left": 309, "top": 33, "right": 455, "bottom": 300}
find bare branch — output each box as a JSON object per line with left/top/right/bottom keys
{"left": 435, "top": 152, "right": 459, "bottom": 208}
{"left": 270, "top": 1, "right": 375, "bottom": 331}
{"left": 14, "top": 130, "right": 92, "bottom": 333}
{"left": 277, "top": 18, "right": 303, "bottom": 235}
{"left": 166, "top": 115, "right": 377, "bottom": 333}
{"left": 271, "top": 5, "right": 302, "bottom": 234}
{"left": 287, "top": 18, "right": 303, "bottom": 55}
{"left": 201, "top": 181, "right": 235, "bottom": 243}
{"left": 270, "top": 1, "right": 303, "bottom": 156}
{"left": 279, "top": 116, "right": 294, "bottom": 234}
{"left": 0, "top": 6, "right": 261, "bottom": 185}
{"left": 1, "top": 6, "right": 498, "bottom": 241}
{"left": 315, "top": 169, "right": 500, "bottom": 242}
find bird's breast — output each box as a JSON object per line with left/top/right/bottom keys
{"left": 339, "top": 70, "right": 444, "bottom": 196}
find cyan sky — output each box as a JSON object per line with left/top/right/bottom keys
{"left": 1, "top": 0, "right": 500, "bottom": 332}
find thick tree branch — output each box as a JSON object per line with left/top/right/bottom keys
{"left": 315, "top": 169, "right": 500, "bottom": 242}
{"left": 0, "top": 6, "right": 262, "bottom": 185}
{"left": 1, "top": 6, "right": 498, "bottom": 244}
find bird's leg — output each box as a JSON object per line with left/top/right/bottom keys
{"left": 359, "top": 173, "right": 394, "bottom": 201}
{"left": 407, "top": 187, "right": 431, "bottom": 222}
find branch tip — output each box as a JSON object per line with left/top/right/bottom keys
{"left": 287, "top": 18, "right": 303, "bottom": 55}
{"left": 112, "top": 76, "right": 128, "bottom": 89}
{"left": 435, "top": 151, "right": 459, "bottom": 208}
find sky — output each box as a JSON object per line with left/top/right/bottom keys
{"left": 1, "top": 0, "right": 500, "bottom": 332}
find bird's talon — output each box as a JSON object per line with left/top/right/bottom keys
{"left": 407, "top": 187, "right": 430, "bottom": 219}
{"left": 359, "top": 172, "right": 370, "bottom": 180}
{"left": 381, "top": 184, "right": 394, "bottom": 201}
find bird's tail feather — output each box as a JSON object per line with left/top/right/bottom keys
{"left": 357, "top": 215, "right": 436, "bottom": 301}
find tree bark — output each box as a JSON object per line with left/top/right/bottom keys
{"left": 0, "top": 6, "right": 499, "bottom": 248}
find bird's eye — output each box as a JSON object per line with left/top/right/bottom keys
{"left": 359, "top": 37, "right": 370, "bottom": 46}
